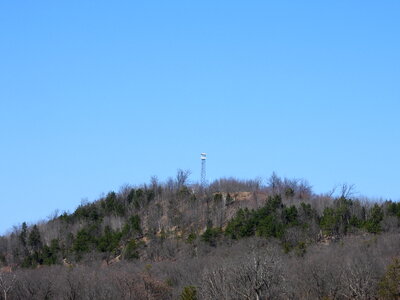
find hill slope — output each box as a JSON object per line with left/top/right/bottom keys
{"left": 1, "top": 173, "right": 400, "bottom": 299}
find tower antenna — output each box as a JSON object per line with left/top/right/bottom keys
{"left": 200, "top": 153, "right": 207, "bottom": 188}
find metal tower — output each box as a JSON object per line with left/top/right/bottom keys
{"left": 200, "top": 153, "right": 207, "bottom": 188}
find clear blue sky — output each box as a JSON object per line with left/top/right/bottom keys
{"left": 1, "top": 1, "right": 399, "bottom": 233}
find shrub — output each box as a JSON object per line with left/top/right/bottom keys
{"left": 180, "top": 286, "right": 197, "bottom": 300}
{"left": 186, "top": 232, "right": 197, "bottom": 244}
{"left": 379, "top": 258, "right": 400, "bottom": 299}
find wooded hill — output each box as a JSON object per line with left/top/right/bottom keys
{"left": 1, "top": 172, "right": 400, "bottom": 299}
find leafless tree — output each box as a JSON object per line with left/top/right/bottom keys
{"left": 209, "top": 178, "right": 263, "bottom": 194}
{"left": 0, "top": 271, "right": 16, "bottom": 300}
{"left": 229, "top": 248, "right": 283, "bottom": 300}
{"left": 268, "top": 172, "right": 282, "bottom": 195}
{"left": 201, "top": 239, "right": 284, "bottom": 300}
{"left": 340, "top": 257, "right": 379, "bottom": 299}
{"left": 329, "top": 183, "right": 357, "bottom": 199}
{"left": 176, "top": 169, "right": 191, "bottom": 189}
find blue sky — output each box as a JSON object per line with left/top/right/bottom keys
{"left": 1, "top": 1, "right": 399, "bottom": 233}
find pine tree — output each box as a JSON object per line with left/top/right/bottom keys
{"left": 19, "top": 222, "right": 27, "bottom": 247}
{"left": 28, "top": 225, "right": 42, "bottom": 251}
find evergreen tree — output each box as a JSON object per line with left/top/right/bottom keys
{"left": 28, "top": 225, "right": 42, "bottom": 251}
{"left": 123, "top": 240, "right": 139, "bottom": 260}
{"left": 19, "top": 222, "right": 27, "bottom": 247}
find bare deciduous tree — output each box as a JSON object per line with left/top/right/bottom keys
{"left": 201, "top": 240, "right": 284, "bottom": 300}
{"left": 0, "top": 271, "right": 16, "bottom": 300}
{"left": 176, "top": 169, "right": 191, "bottom": 189}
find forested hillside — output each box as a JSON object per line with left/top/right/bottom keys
{"left": 1, "top": 172, "right": 400, "bottom": 299}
